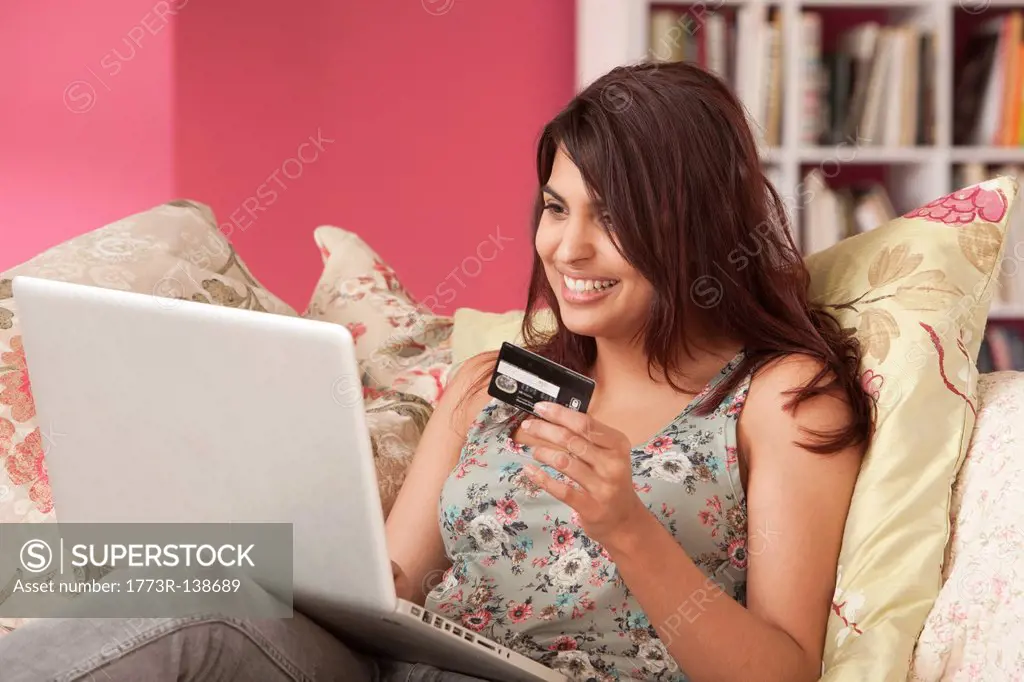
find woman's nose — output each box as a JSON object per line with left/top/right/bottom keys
{"left": 553, "top": 218, "right": 596, "bottom": 265}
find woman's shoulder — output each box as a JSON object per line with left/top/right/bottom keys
{"left": 741, "top": 352, "right": 863, "bottom": 455}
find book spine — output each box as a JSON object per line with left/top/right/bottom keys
{"left": 801, "top": 12, "right": 823, "bottom": 145}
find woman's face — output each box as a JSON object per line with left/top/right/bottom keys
{"left": 535, "top": 148, "right": 653, "bottom": 341}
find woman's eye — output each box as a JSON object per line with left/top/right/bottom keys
{"left": 544, "top": 203, "right": 566, "bottom": 216}
{"left": 599, "top": 213, "right": 614, "bottom": 230}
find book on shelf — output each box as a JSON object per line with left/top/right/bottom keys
{"left": 801, "top": 169, "right": 897, "bottom": 254}
{"left": 979, "top": 324, "right": 1024, "bottom": 372}
{"left": 803, "top": 15, "right": 935, "bottom": 147}
{"left": 954, "top": 11, "right": 1024, "bottom": 146}
{"left": 649, "top": 6, "right": 783, "bottom": 147}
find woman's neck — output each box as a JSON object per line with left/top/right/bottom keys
{"left": 590, "top": 333, "right": 743, "bottom": 395}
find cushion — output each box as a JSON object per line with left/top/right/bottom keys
{"left": 0, "top": 205, "right": 448, "bottom": 640}
{"left": 0, "top": 200, "right": 297, "bottom": 524}
{"left": 910, "top": 370, "right": 1024, "bottom": 681}
{"left": 303, "top": 226, "right": 454, "bottom": 405}
{"left": 0, "top": 199, "right": 298, "bottom": 637}
{"left": 808, "top": 177, "right": 1017, "bottom": 681}
{"left": 451, "top": 307, "right": 555, "bottom": 368}
{"left": 447, "top": 177, "right": 1020, "bottom": 681}
{"left": 363, "top": 389, "right": 434, "bottom": 514}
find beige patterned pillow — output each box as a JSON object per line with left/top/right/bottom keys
{"left": 304, "top": 226, "right": 454, "bottom": 405}
{"left": 0, "top": 203, "right": 448, "bottom": 639}
{"left": 363, "top": 389, "right": 434, "bottom": 518}
{"left": 0, "top": 200, "right": 299, "bottom": 636}
{"left": 0, "top": 200, "right": 297, "bottom": 527}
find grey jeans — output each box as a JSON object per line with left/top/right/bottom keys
{"left": 0, "top": 612, "right": 489, "bottom": 681}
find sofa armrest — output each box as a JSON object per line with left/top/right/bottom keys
{"left": 911, "top": 370, "right": 1024, "bottom": 681}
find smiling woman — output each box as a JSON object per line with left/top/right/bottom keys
{"left": 0, "top": 60, "right": 873, "bottom": 682}
{"left": 431, "top": 60, "right": 874, "bottom": 681}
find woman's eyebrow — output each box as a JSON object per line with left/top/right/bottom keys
{"left": 541, "top": 185, "right": 567, "bottom": 203}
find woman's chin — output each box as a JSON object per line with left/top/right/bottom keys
{"left": 558, "top": 309, "right": 615, "bottom": 339}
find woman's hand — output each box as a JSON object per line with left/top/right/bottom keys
{"left": 392, "top": 561, "right": 413, "bottom": 601}
{"left": 515, "top": 401, "right": 649, "bottom": 546}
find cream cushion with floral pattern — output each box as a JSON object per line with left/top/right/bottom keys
{"left": 910, "top": 370, "right": 1024, "bottom": 681}
{"left": 304, "top": 226, "right": 454, "bottom": 406}
{"left": 447, "top": 177, "right": 1020, "bottom": 682}
{"left": 806, "top": 176, "right": 1018, "bottom": 681}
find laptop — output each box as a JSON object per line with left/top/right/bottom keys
{"left": 12, "top": 276, "right": 567, "bottom": 682}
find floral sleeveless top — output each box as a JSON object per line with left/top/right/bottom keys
{"left": 425, "top": 352, "right": 752, "bottom": 681}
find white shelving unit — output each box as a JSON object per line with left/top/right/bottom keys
{"left": 577, "top": 0, "right": 1024, "bottom": 320}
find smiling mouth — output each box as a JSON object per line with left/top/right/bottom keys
{"left": 560, "top": 274, "right": 620, "bottom": 302}
{"left": 562, "top": 275, "right": 620, "bottom": 292}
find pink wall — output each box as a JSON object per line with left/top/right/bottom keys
{"left": 1, "top": 0, "right": 576, "bottom": 314}
{"left": 0, "top": 1, "right": 176, "bottom": 270}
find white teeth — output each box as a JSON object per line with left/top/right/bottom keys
{"left": 563, "top": 275, "right": 619, "bottom": 292}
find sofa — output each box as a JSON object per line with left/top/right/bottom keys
{"left": 0, "top": 198, "right": 1022, "bottom": 681}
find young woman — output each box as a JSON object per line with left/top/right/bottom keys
{"left": 0, "top": 60, "right": 872, "bottom": 682}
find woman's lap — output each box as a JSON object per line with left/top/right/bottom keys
{"left": 0, "top": 612, "right": 490, "bottom": 682}
{"left": 0, "top": 565, "right": 489, "bottom": 682}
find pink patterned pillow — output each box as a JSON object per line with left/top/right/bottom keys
{"left": 303, "top": 226, "right": 453, "bottom": 405}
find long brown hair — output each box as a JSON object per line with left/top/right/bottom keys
{"left": 467, "top": 60, "right": 873, "bottom": 455}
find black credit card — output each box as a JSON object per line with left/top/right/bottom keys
{"left": 487, "top": 342, "right": 596, "bottom": 416}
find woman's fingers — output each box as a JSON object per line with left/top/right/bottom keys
{"left": 524, "top": 463, "right": 587, "bottom": 509}
{"left": 529, "top": 445, "right": 597, "bottom": 492}
{"left": 519, "top": 418, "right": 597, "bottom": 464}
{"left": 534, "top": 402, "right": 622, "bottom": 451}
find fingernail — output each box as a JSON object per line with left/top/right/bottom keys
{"left": 521, "top": 419, "right": 533, "bottom": 431}
{"left": 534, "top": 402, "right": 550, "bottom": 415}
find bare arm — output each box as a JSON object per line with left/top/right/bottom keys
{"left": 600, "top": 354, "right": 864, "bottom": 682}
{"left": 385, "top": 352, "right": 495, "bottom": 604}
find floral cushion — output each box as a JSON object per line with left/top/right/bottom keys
{"left": 910, "top": 370, "right": 1024, "bottom": 681}
{"left": 0, "top": 205, "right": 447, "bottom": 640}
{"left": 303, "top": 226, "right": 453, "bottom": 405}
{"left": 805, "top": 177, "right": 1019, "bottom": 681}
{"left": 445, "top": 178, "right": 1021, "bottom": 682}
{"left": 0, "top": 200, "right": 299, "bottom": 637}
{"left": 0, "top": 200, "right": 297, "bottom": 526}
{"left": 363, "top": 388, "right": 434, "bottom": 518}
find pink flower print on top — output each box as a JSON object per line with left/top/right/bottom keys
{"left": 903, "top": 183, "right": 1009, "bottom": 225}
{"left": 644, "top": 435, "right": 673, "bottom": 454}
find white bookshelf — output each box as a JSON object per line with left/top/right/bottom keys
{"left": 577, "top": 0, "right": 1024, "bottom": 321}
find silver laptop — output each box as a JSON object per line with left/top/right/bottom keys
{"left": 13, "top": 276, "right": 566, "bottom": 682}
